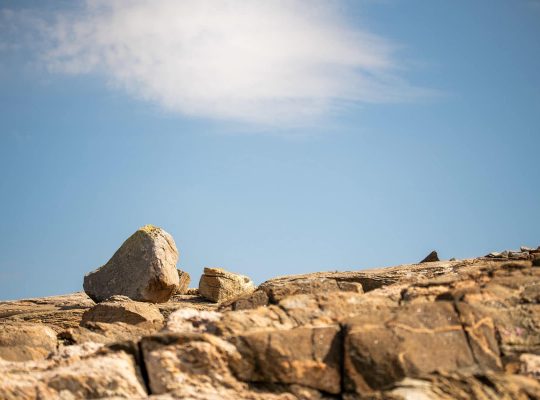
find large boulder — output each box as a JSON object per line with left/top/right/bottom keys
{"left": 83, "top": 225, "right": 180, "bottom": 303}
{"left": 0, "top": 323, "right": 58, "bottom": 362}
{"left": 199, "top": 268, "right": 255, "bottom": 303}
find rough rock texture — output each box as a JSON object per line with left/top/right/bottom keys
{"left": 81, "top": 295, "right": 164, "bottom": 327}
{"left": 175, "top": 269, "right": 191, "bottom": 294}
{"left": 1, "top": 245, "right": 540, "bottom": 399}
{"left": 0, "top": 323, "right": 57, "bottom": 361}
{"left": 83, "top": 225, "right": 180, "bottom": 303}
{"left": 0, "top": 292, "right": 94, "bottom": 332}
{"left": 199, "top": 267, "right": 255, "bottom": 303}
{"left": 0, "top": 343, "right": 147, "bottom": 399}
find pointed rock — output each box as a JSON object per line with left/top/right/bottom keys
{"left": 83, "top": 225, "right": 180, "bottom": 303}
{"left": 420, "top": 250, "right": 439, "bottom": 263}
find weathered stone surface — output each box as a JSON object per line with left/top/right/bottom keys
{"left": 232, "top": 325, "right": 342, "bottom": 394}
{"left": 343, "top": 301, "right": 481, "bottom": 394}
{"left": 2, "top": 254, "right": 540, "bottom": 399}
{"left": 81, "top": 295, "right": 164, "bottom": 327}
{"left": 199, "top": 267, "right": 255, "bottom": 303}
{"left": 227, "top": 259, "right": 479, "bottom": 310}
{"left": 83, "top": 225, "right": 180, "bottom": 303}
{"left": 0, "top": 323, "right": 57, "bottom": 362}
{"left": 141, "top": 332, "right": 244, "bottom": 395}
{"left": 371, "top": 371, "right": 540, "bottom": 400}
{"left": 175, "top": 269, "right": 191, "bottom": 294}
{"left": 0, "top": 292, "right": 94, "bottom": 332}
{"left": 164, "top": 308, "right": 222, "bottom": 334}
{"left": 0, "top": 344, "right": 147, "bottom": 399}
{"left": 59, "top": 321, "right": 158, "bottom": 345}
{"left": 140, "top": 332, "right": 297, "bottom": 400}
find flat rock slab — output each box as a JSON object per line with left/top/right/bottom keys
{"left": 83, "top": 225, "right": 180, "bottom": 303}
{"left": 81, "top": 295, "right": 164, "bottom": 327}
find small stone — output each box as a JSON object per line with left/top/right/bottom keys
{"left": 83, "top": 225, "right": 180, "bottom": 303}
{"left": 198, "top": 267, "right": 255, "bottom": 303}
{"left": 175, "top": 270, "right": 191, "bottom": 295}
{"left": 185, "top": 288, "right": 199, "bottom": 295}
{"left": 420, "top": 251, "right": 439, "bottom": 263}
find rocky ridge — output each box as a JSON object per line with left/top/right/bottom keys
{"left": 1, "top": 229, "right": 539, "bottom": 399}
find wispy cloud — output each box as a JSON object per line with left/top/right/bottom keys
{"left": 7, "top": 1, "right": 427, "bottom": 126}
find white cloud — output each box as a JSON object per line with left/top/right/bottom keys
{"left": 37, "top": 0, "right": 424, "bottom": 125}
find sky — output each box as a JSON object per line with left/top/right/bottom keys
{"left": 0, "top": 0, "right": 539, "bottom": 301}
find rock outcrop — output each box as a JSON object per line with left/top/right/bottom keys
{"left": 83, "top": 225, "right": 180, "bottom": 303}
{"left": 1, "top": 244, "right": 540, "bottom": 399}
{"left": 199, "top": 267, "right": 255, "bottom": 303}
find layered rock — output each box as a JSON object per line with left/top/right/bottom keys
{"left": 199, "top": 267, "right": 255, "bottom": 303}
{"left": 83, "top": 225, "right": 180, "bottom": 303}
{"left": 1, "top": 251, "right": 540, "bottom": 399}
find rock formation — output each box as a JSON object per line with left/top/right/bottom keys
{"left": 199, "top": 267, "right": 255, "bottom": 303}
{"left": 175, "top": 269, "right": 191, "bottom": 294}
{"left": 1, "top": 243, "right": 540, "bottom": 399}
{"left": 83, "top": 225, "right": 180, "bottom": 303}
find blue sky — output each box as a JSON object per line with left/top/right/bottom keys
{"left": 1, "top": 1, "right": 539, "bottom": 300}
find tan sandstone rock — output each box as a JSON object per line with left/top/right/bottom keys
{"left": 199, "top": 267, "right": 255, "bottom": 303}
{"left": 0, "top": 323, "right": 58, "bottom": 362}
{"left": 175, "top": 269, "right": 191, "bottom": 294}
{"left": 0, "top": 343, "right": 147, "bottom": 399}
{"left": 81, "top": 295, "right": 164, "bottom": 328}
{"left": 83, "top": 225, "right": 180, "bottom": 303}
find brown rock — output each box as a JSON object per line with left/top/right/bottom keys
{"left": 232, "top": 325, "right": 342, "bottom": 394}
{"left": 378, "top": 371, "right": 540, "bottom": 400}
{"left": 175, "top": 269, "right": 191, "bottom": 294}
{"left": 199, "top": 267, "right": 255, "bottom": 303}
{"left": 229, "top": 259, "right": 474, "bottom": 310}
{"left": 0, "top": 323, "right": 57, "bottom": 362}
{"left": 343, "top": 302, "right": 482, "bottom": 394}
{"left": 81, "top": 295, "right": 164, "bottom": 327}
{"left": 0, "top": 343, "right": 147, "bottom": 399}
{"left": 0, "top": 292, "right": 94, "bottom": 333}
{"left": 83, "top": 225, "right": 180, "bottom": 303}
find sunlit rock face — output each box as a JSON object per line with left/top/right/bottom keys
{"left": 198, "top": 267, "right": 255, "bottom": 303}
{"left": 83, "top": 225, "right": 180, "bottom": 303}
{"left": 1, "top": 243, "right": 540, "bottom": 399}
